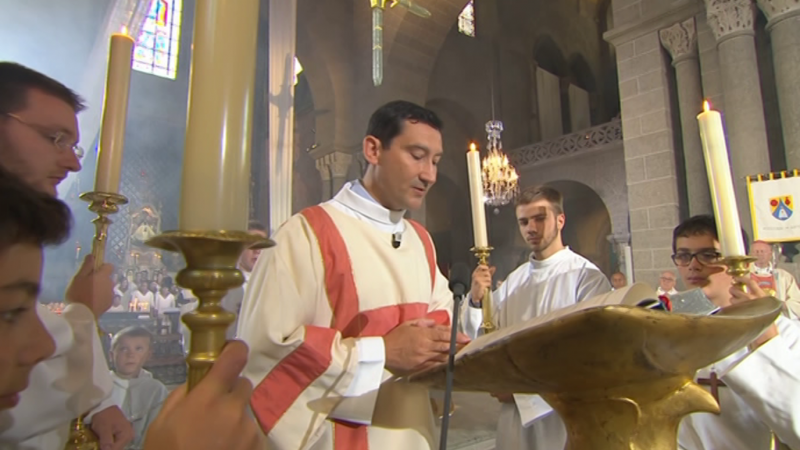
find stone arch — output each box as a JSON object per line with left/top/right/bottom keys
{"left": 533, "top": 35, "right": 568, "bottom": 77}
{"left": 567, "top": 53, "right": 597, "bottom": 93}
{"left": 295, "top": 16, "right": 337, "bottom": 154}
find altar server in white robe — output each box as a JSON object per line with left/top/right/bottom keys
{"left": 238, "top": 101, "right": 469, "bottom": 450}
{"left": 0, "top": 62, "right": 131, "bottom": 449}
{"left": 671, "top": 215, "right": 800, "bottom": 450}
{"left": 463, "top": 185, "right": 611, "bottom": 450}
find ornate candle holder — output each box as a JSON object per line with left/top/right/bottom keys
{"left": 147, "top": 230, "right": 274, "bottom": 389}
{"left": 64, "top": 192, "right": 128, "bottom": 450}
{"left": 720, "top": 255, "right": 757, "bottom": 292}
{"left": 79, "top": 191, "right": 129, "bottom": 269}
{"left": 470, "top": 246, "right": 495, "bottom": 334}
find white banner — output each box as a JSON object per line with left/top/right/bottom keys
{"left": 748, "top": 175, "right": 800, "bottom": 242}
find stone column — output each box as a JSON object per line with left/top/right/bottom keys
{"left": 660, "top": 18, "right": 712, "bottom": 216}
{"left": 315, "top": 157, "right": 332, "bottom": 200}
{"left": 705, "top": 0, "right": 771, "bottom": 239}
{"left": 756, "top": 0, "right": 800, "bottom": 168}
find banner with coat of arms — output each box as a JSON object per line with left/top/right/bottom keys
{"left": 747, "top": 172, "right": 800, "bottom": 242}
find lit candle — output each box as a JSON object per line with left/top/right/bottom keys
{"left": 178, "top": 0, "right": 260, "bottom": 230}
{"left": 466, "top": 142, "right": 489, "bottom": 248}
{"left": 94, "top": 29, "right": 134, "bottom": 194}
{"left": 697, "top": 101, "right": 745, "bottom": 256}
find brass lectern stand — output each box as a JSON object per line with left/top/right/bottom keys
{"left": 408, "top": 298, "right": 781, "bottom": 450}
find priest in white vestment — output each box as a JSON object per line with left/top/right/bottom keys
{"left": 463, "top": 186, "right": 611, "bottom": 450}
{"left": 750, "top": 240, "right": 800, "bottom": 319}
{"left": 238, "top": 101, "right": 468, "bottom": 450}
{"left": 670, "top": 215, "right": 800, "bottom": 450}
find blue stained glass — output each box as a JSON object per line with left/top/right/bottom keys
{"left": 132, "top": 0, "right": 183, "bottom": 80}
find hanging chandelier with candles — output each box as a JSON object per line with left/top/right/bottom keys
{"left": 481, "top": 119, "right": 519, "bottom": 207}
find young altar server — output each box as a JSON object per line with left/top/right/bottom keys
{"left": 671, "top": 215, "right": 800, "bottom": 449}
{"left": 238, "top": 100, "right": 469, "bottom": 450}
{"left": 0, "top": 62, "right": 131, "bottom": 449}
{"left": 463, "top": 186, "right": 611, "bottom": 450}
{"left": 109, "top": 327, "right": 169, "bottom": 449}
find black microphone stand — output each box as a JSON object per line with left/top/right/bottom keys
{"left": 439, "top": 290, "right": 463, "bottom": 450}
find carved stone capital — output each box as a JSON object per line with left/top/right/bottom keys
{"left": 315, "top": 151, "right": 353, "bottom": 179}
{"left": 705, "top": 0, "right": 756, "bottom": 41}
{"left": 660, "top": 18, "right": 698, "bottom": 63}
{"left": 756, "top": 0, "right": 800, "bottom": 25}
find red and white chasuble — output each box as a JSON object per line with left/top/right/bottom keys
{"left": 238, "top": 202, "right": 453, "bottom": 450}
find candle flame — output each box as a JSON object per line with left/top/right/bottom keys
{"left": 469, "top": 142, "right": 477, "bottom": 152}
{"left": 703, "top": 100, "right": 711, "bottom": 112}
{"left": 121, "top": 26, "right": 129, "bottom": 35}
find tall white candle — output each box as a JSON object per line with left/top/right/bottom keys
{"left": 466, "top": 142, "right": 489, "bottom": 248}
{"left": 94, "top": 31, "right": 134, "bottom": 193}
{"left": 179, "top": 0, "right": 260, "bottom": 230}
{"left": 697, "top": 101, "right": 745, "bottom": 256}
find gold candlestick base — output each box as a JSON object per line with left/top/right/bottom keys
{"left": 720, "top": 255, "right": 757, "bottom": 292}
{"left": 470, "top": 246, "right": 495, "bottom": 334}
{"left": 147, "top": 230, "right": 274, "bottom": 389}
{"left": 79, "top": 191, "right": 129, "bottom": 269}
{"left": 63, "top": 414, "right": 99, "bottom": 450}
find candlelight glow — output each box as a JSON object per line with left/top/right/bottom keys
{"left": 469, "top": 142, "right": 477, "bottom": 152}
{"left": 121, "top": 26, "right": 129, "bottom": 35}
{"left": 703, "top": 100, "right": 710, "bottom": 112}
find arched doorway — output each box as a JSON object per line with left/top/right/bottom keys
{"left": 546, "top": 180, "right": 613, "bottom": 276}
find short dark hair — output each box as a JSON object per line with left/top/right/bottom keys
{"left": 248, "top": 220, "right": 267, "bottom": 233}
{"left": 672, "top": 214, "right": 749, "bottom": 253}
{"left": 0, "top": 62, "right": 85, "bottom": 114}
{"left": 0, "top": 170, "right": 72, "bottom": 253}
{"left": 365, "top": 100, "right": 443, "bottom": 148}
{"left": 111, "top": 326, "right": 154, "bottom": 351}
{"left": 515, "top": 185, "right": 564, "bottom": 215}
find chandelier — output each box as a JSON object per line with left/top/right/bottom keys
{"left": 482, "top": 120, "right": 519, "bottom": 207}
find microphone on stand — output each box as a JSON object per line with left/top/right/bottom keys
{"left": 439, "top": 262, "right": 471, "bottom": 450}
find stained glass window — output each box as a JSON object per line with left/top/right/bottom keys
{"left": 132, "top": 0, "right": 183, "bottom": 79}
{"left": 458, "top": 0, "right": 475, "bottom": 37}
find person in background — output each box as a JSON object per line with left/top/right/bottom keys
{"left": 464, "top": 186, "right": 611, "bottom": 450}
{"left": 657, "top": 270, "right": 678, "bottom": 296}
{"left": 109, "top": 295, "right": 126, "bottom": 313}
{"left": 131, "top": 281, "right": 153, "bottom": 313}
{"left": 109, "top": 327, "right": 168, "bottom": 449}
{"left": 671, "top": 215, "right": 800, "bottom": 449}
{"left": 750, "top": 240, "right": 800, "bottom": 319}
{"left": 610, "top": 271, "right": 627, "bottom": 290}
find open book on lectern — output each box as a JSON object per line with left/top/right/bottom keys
{"left": 457, "top": 283, "right": 659, "bottom": 360}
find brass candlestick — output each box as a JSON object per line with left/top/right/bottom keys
{"left": 720, "top": 255, "right": 757, "bottom": 293}
{"left": 64, "top": 191, "right": 128, "bottom": 450}
{"left": 79, "top": 191, "right": 129, "bottom": 269}
{"left": 147, "top": 230, "right": 274, "bottom": 389}
{"left": 471, "top": 246, "right": 495, "bottom": 333}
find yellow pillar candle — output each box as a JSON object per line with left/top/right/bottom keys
{"left": 178, "top": 0, "right": 260, "bottom": 230}
{"left": 94, "top": 31, "right": 134, "bottom": 194}
{"left": 697, "top": 101, "right": 745, "bottom": 256}
{"left": 467, "top": 142, "right": 489, "bottom": 248}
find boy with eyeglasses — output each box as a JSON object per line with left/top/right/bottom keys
{"left": 670, "top": 215, "right": 800, "bottom": 449}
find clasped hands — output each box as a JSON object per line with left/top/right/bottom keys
{"left": 383, "top": 318, "right": 470, "bottom": 375}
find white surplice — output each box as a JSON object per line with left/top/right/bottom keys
{"left": 462, "top": 248, "right": 611, "bottom": 450}
{"left": 679, "top": 315, "right": 800, "bottom": 450}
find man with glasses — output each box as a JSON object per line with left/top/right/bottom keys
{"left": 0, "top": 62, "right": 133, "bottom": 449}
{"left": 671, "top": 215, "right": 800, "bottom": 449}
{"left": 656, "top": 270, "right": 678, "bottom": 296}
{"left": 749, "top": 240, "right": 800, "bottom": 319}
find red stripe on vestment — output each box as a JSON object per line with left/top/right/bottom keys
{"left": 408, "top": 219, "right": 436, "bottom": 293}
{"left": 301, "top": 206, "right": 361, "bottom": 331}
{"left": 251, "top": 326, "right": 337, "bottom": 434}
{"left": 334, "top": 421, "right": 370, "bottom": 450}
